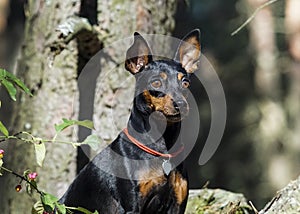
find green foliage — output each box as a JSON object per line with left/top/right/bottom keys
{"left": 23, "top": 170, "right": 38, "bottom": 195}
{"left": 0, "top": 68, "right": 32, "bottom": 101}
{"left": 0, "top": 68, "right": 101, "bottom": 214}
{"left": 32, "top": 201, "right": 44, "bottom": 214}
{"left": 55, "top": 118, "right": 94, "bottom": 133}
{"left": 82, "top": 134, "right": 102, "bottom": 151}
{"left": 0, "top": 68, "right": 32, "bottom": 137}
{"left": 32, "top": 193, "right": 98, "bottom": 214}
{"left": 34, "top": 142, "right": 46, "bottom": 167}
{"left": 0, "top": 121, "right": 9, "bottom": 137}
{"left": 41, "top": 193, "right": 60, "bottom": 212}
{"left": 0, "top": 159, "right": 3, "bottom": 176}
{"left": 72, "top": 207, "right": 99, "bottom": 214}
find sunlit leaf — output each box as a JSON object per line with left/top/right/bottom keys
{"left": 56, "top": 203, "right": 66, "bottom": 214}
{"left": 32, "top": 201, "right": 44, "bottom": 214}
{"left": 82, "top": 134, "right": 102, "bottom": 151}
{"left": 55, "top": 118, "right": 94, "bottom": 133}
{"left": 34, "top": 143, "right": 46, "bottom": 167}
{"left": 0, "top": 121, "right": 9, "bottom": 137}
{"left": 26, "top": 180, "right": 37, "bottom": 195}
{"left": 1, "top": 79, "right": 17, "bottom": 101}
{"left": 41, "top": 193, "right": 58, "bottom": 212}
{"left": 0, "top": 68, "right": 32, "bottom": 98}
{"left": 76, "top": 120, "right": 94, "bottom": 130}
{"left": 0, "top": 159, "right": 3, "bottom": 176}
{"left": 75, "top": 207, "right": 97, "bottom": 214}
{"left": 6, "top": 71, "right": 32, "bottom": 96}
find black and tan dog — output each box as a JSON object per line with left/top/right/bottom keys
{"left": 60, "top": 29, "right": 201, "bottom": 213}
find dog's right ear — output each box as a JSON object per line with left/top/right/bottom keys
{"left": 125, "top": 32, "right": 153, "bottom": 74}
{"left": 174, "top": 29, "right": 201, "bottom": 74}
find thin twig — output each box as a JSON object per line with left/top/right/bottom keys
{"left": 231, "top": 0, "right": 281, "bottom": 36}
{"left": 0, "top": 165, "right": 43, "bottom": 195}
{"left": 249, "top": 201, "right": 259, "bottom": 214}
{"left": 0, "top": 131, "right": 81, "bottom": 147}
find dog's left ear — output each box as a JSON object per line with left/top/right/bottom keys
{"left": 125, "top": 32, "right": 153, "bottom": 74}
{"left": 174, "top": 29, "right": 201, "bottom": 73}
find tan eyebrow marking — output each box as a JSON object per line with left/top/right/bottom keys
{"left": 160, "top": 72, "right": 167, "bottom": 80}
{"left": 177, "top": 72, "right": 184, "bottom": 81}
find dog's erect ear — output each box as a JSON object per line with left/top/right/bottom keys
{"left": 125, "top": 32, "right": 153, "bottom": 74}
{"left": 174, "top": 29, "right": 201, "bottom": 73}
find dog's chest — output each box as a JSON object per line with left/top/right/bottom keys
{"left": 138, "top": 167, "right": 188, "bottom": 206}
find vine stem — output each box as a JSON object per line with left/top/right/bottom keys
{"left": 0, "top": 165, "right": 44, "bottom": 195}
{"left": 0, "top": 131, "right": 82, "bottom": 147}
{"left": 231, "top": 0, "right": 281, "bottom": 36}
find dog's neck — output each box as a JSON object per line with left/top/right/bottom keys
{"left": 127, "top": 105, "right": 181, "bottom": 151}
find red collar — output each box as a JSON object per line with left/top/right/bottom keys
{"left": 122, "top": 128, "right": 184, "bottom": 158}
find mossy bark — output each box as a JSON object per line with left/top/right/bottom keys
{"left": 0, "top": 1, "right": 80, "bottom": 212}
{"left": 0, "top": 0, "right": 178, "bottom": 212}
{"left": 259, "top": 175, "right": 300, "bottom": 214}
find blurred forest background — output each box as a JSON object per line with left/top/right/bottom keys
{"left": 0, "top": 0, "right": 299, "bottom": 212}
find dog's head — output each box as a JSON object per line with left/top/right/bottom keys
{"left": 125, "top": 30, "right": 201, "bottom": 123}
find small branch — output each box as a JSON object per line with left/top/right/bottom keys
{"left": 0, "top": 165, "right": 43, "bottom": 195}
{"left": 231, "top": 0, "right": 281, "bottom": 36}
{"left": 56, "top": 16, "right": 94, "bottom": 43}
{"left": 0, "top": 131, "right": 81, "bottom": 147}
{"left": 48, "top": 16, "right": 96, "bottom": 56}
{"left": 249, "top": 201, "right": 259, "bottom": 214}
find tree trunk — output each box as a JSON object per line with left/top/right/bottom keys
{"left": 0, "top": 1, "right": 80, "bottom": 212}
{"left": 0, "top": 0, "right": 178, "bottom": 212}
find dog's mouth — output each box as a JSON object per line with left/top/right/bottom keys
{"left": 165, "top": 113, "right": 183, "bottom": 123}
{"left": 166, "top": 109, "right": 189, "bottom": 122}
{"left": 152, "top": 107, "right": 189, "bottom": 123}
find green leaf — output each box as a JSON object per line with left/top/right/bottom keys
{"left": 0, "top": 68, "right": 32, "bottom": 97}
{"left": 74, "top": 207, "right": 96, "bottom": 214}
{"left": 32, "top": 201, "right": 44, "bottom": 214}
{"left": 1, "top": 79, "right": 17, "bottom": 101}
{"left": 6, "top": 72, "right": 32, "bottom": 96}
{"left": 41, "top": 193, "right": 58, "bottom": 212}
{"left": 76, "top": 120, "right": 94, "bottom": 130}
{"left": 26, "top": 180, "right": 37, "bottom": 195}
{"left": 34, "top": 142, "right": 46, "bottom": 167}
{"left": 0, "top": 159, "right": 3, "bottom": 176}
{"left": 56, "top": 203, "right": 66, "bottom": 214}
{"left": 55, "top": 118, "right": 94, "bottom": 133}
{"left": 82, "top": 134, "right": 102, "bottom": 151}
{"left": 0, "top": 121, "right": 9, "bottom": 137}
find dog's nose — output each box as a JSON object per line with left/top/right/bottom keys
{"left": 174, "top": 100, "right": 187, "bottom": 111}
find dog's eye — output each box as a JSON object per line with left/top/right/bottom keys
{"left": 151, "top": 80, "right": 162, "bottom": 88}
{"left": 182, "top": 79, "right": 190, "bottom": 88}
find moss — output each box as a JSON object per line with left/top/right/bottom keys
{"left": 186, "top": 189, "right": 252, "bottom": 214}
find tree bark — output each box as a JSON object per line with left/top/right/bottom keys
{"left": 0, "top": 1, "right": 80, "bottom": 212}
{"left": 0, "top": 0, "right": 178, "bottom": 212}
